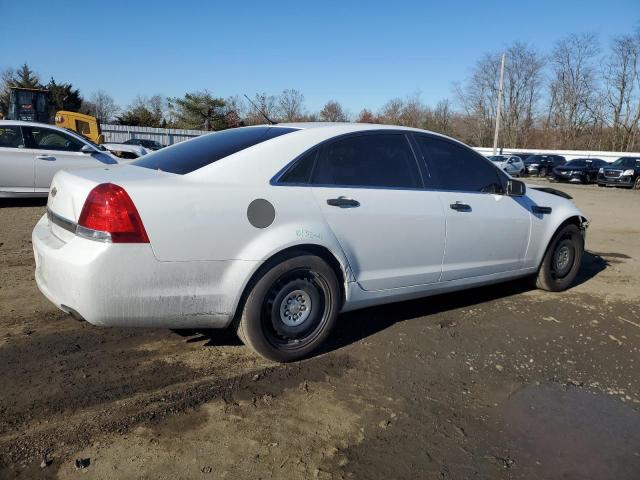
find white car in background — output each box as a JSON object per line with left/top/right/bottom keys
{"left": 0, "top": 120, "right": 118, "bottom": 197}
{"left": 487, "top": 154, "right": 525, "bottom": 176}
{"left": 33, "top": 123, "right": 588, "bottom": 362}
{"left": 101, "top": 142, "right": 151, "bottom": 160}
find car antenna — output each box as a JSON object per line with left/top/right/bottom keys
{"left": 243, "top": 94, "right": 277, "bottom": 125}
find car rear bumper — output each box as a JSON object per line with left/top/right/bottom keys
{"left": 33, "top": 214, "right": 257, "bottom": 328}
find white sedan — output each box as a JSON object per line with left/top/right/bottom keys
{"left": 487, "top": 154, "right": 525, "bottom": 176}
{"left": 33, "top": 124, "right": 588, "bottom": 361}
{"left": 0, "top": 120, "right": 118, "bottom": 197}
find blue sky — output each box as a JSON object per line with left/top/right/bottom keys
{"left": 2, "top": 0, "right": 638, "bottom": 114}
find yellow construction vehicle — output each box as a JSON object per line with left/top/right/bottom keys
{"left": 54, "top": 110, "right": 104, "bottom": 144}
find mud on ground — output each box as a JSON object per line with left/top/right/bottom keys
{"left": 0, "top": 181, "right": 639, "bottom": 479}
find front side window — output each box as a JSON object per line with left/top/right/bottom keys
{"left": 415, "top": 136, "right": 503, "bottom": 193}
{"left": 0, "top": 126, "right": 24, "bottom": 148}
{"left": 312, "top": 134, "right": 421, "bottom": 189}
{"left": 23, "top": 126, "right": 84, "bottom": 152}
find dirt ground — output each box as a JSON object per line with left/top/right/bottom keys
{"left": 1, "top": 179, "right": 639, "bottom": 480}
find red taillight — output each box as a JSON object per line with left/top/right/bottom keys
{"left": 78, "top": 183, "right": 149, "bottom": 243}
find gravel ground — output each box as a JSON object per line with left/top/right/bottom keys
{"left": 0, "top": 179, "right": 639, "bottom": 479}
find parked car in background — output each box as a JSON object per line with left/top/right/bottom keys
{"left": 551, "top": 158, "right": 608, "bottom": 184}
{"left": 525, "top": 155, "right": 566, "bottom": 176}
{"left": 34, "top": 123, "right": 588, "bottom": 362}
{"left": 487, "top": 154, "right": 525, "bottom": 176}
{"left": 597, "top": 156, "right": 640, "bottom": 189}
{"left": 100, "top": 142, "right": 150, "bottom": 160}
{"left": 0, "top": 120, "right": 118, "bottom": 197}
{"left": 123, "top": 138, "right": 166, "bottom": 150}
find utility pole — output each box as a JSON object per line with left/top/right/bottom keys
{"left": 492, "top": 53, "right": 506, "bottom": 156}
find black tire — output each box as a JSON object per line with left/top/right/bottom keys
{"left": 236, "top": 253, "right": 340, "bottom": 362}
{"left": 633, "top": 177, "right": 640, "bottom": 190}
{"left": 539, "top": 167, "right": 547, "bottom": 177}
{"left": 534, "top": 224, "right": 584, "bottom": 292}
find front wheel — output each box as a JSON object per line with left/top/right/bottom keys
{"left": 633, "top": 177, "right": 640, "bottom": 190}
{"left": 534, "top": 224, "right": 584, "bottom": 292}
{"left": 236, "top": 253, "right": 340, "bottom": 362}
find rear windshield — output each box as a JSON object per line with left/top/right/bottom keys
{"left": 132, "top": 126, "right": 297, "bottom": 174}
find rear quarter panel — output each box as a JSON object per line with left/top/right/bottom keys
{"left": 134, "top": 179, "right": 350, "bottom": 266}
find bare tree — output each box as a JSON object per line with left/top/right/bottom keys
{"left": 424, "top": 99, "right": 454, "bottom": 135}
{"left": 399, "top": 93, "right": 426, "bottom": 128}
{"left": 319, "top": 100, "right": 347, "bottom": 122}
{"left": 245, "top": 92, "right": 279, "bottom": 125}
{"left": 83, "top": 90, "right": 119, "bottom": 122}
{"left": 278, "top": 89, "right": 306, "bottom": 121}
{"left": 224, "top": 95, "right": 248, "bottom": 122}
{"left": 0, "top": 67, "right": 15, "bottom": 117}
{"left": 547, "top": 33, "right": 601, "bottom": 148}
{"left": 378, "top": 98, "right": 404, "bottom": 125}
{"left": 603, "top": 33, "right": 640, "bottom": 151}
{"left": 456, "top": 42, "right": 544, "bottom": 147}
{"left": 356, "top": 108, "right": 379, "bottom": 123}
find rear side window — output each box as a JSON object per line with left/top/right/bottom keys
{"left": 133, "top": 126, "right": 297, "bottom": 174}
{"left": 280, "top": 150, "right": 317, "bottom": 184}
{"left": 0, "top": 126, "right": 24, "bottom": 148}
{"left": 415, "top": 136, "right": 503, "bottom": 193}
{"left": 312, "top": 134, "right": 421, "bottom": 189}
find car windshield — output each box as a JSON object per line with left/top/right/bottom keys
{"left": 609, "top": 157, "right": 639, "bottom": 168}
{"left": 565, "top": 160, "right": 588, "bottom": 167}
{"left": 132, "top": 126, "right": 298, "bottom": 174}
{"left": 488, "top": 155, "right": 508, "bottom": 162}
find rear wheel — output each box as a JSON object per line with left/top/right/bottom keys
{"left": 534, "top": 224, "right": 584, "bottom": 292}
{"left": 236, "top": 253, "right": 340, "bottom": 362}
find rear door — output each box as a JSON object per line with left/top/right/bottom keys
{"left": 0, "top": 125, "right": 34, "bottom": 193}
{"left": 22, "top": 126, "right": 104, "bottom": 193}
{"left": 413, "top": 135, "right": 530, "bottom": 281}
{"left": 309, "top": 132, "right": 446, "bottom": 291}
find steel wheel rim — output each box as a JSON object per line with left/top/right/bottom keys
{"left": 279, "top": 289, "right": 312, "bottom": 326}
{"left": 552, "top": 239, "right": 575, "bottom": 278}
{"left": 262, "top": 268, "right": 330, "bottom": 351}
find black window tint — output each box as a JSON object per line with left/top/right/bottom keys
{"left": 133, "top": 127, "right": 297, "bottom": 174}
{"left": 280, "top": 150, "right": 317, "bottom": 184}
{"left": 312, "top": 134, "right": 421, "bottom": 189}
{"left": 0, "top": 126, "right": 24, "bottom": 148}
{"left": 416, "top": 136, "right": 502, "bottom": 193}
{"left": 23, "top": 126, "right": 84, "bottom": 152}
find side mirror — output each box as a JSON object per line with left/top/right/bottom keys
{"left": 80, "top": 144, "right": 96, "bottom": 154}
{"left": 506, "top": 179, "right": 526, "bottom": 196}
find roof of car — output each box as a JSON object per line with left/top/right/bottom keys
{"left": 273, "top": 122, "right": 430, "bottom": 133}
{"left": 0, "top": 119, "right": 58, "bottom": 128}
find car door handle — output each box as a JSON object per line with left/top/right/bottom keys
{"left": 449, "top": 201, "right": 471, "bottom": 212}
{"left": 36, "top": 155, "right": 56, "bottom": 161}
{"left": 327, "top": 196, "right": 360, "bottom": 208}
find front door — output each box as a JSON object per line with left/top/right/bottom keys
{"left": 310, "top": 132, "right": 446, "bottom": 291}
{"left": 22, "top": 126, "right": 100, "bottom": 193}
{"left": 413, "top": 134, "right": 531, "bottom": 281}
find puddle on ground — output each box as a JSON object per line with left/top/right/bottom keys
{"left": 498, "top": 383, "right": 640, "bottom": 480}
